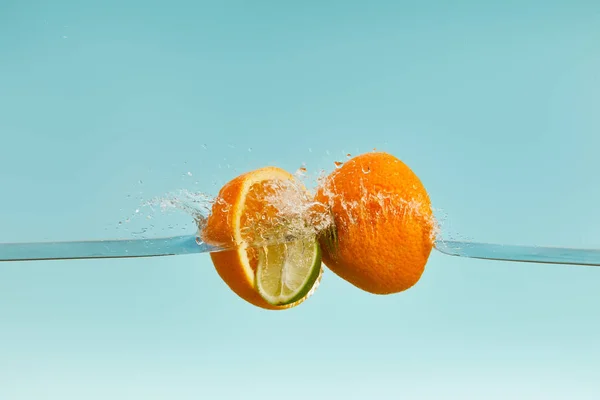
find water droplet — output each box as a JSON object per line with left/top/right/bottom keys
{"left": 334, "top": 161, "right": 343, "bottom": 168}
{"left": 187, "top": 172, "right": 193, "bottom": 176}
{"left": 248, "top": 148, "right": 252, "bottom": 152}
{"left": 135, "top": 209, "right": 140, "bottom": 213}
{"left": 308, "top": 148, "right": 313, "bottom": 153}
{"left": 195, "top": 236, "right": 202, "bottom": 245}
{"left": 202, "top": 144, "right": 207, "bottom": 149}
{"left": 62, "top": 35, "right": 68, "bottom": 39}
{"left": 295, "top": 166, "right": 307, "bottom": 175}
{"left": 132, "top": 228, "right": 148, "bottom": 236}
{"left": 139, "top": 180, "right": 143, "bottom": 184}
{"left": 346, "top": 153, "right": 352, "bottom": 159}
{"left": 362, "top": 165, "right": 371, "bottom": 174}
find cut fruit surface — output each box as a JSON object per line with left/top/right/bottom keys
{"left": 201, "top": 166, "right": 323, "bottom": 310}
{"left": 256, "top": 236, "right": 322, "bottom": 306}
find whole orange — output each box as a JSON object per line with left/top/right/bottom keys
{"left": 314, "top": 152, "right": 435, "bottom": 294}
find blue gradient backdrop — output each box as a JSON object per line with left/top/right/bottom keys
{"left": 1, "top": 1, "right": 599, "bottom": 399}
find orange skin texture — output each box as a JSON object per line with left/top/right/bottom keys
{"left": 201, "top": 167, "right": 314, "bottom": 310}
{"left": 315, "top": 152, "right": 435, "bottom": 294}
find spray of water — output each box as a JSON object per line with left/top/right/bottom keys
{"left": 125, "top": 155, "right": 441, "bottom": 250}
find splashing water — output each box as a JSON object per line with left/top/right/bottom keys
{"left": 258, "top": 178, "right": 334, "bottom": 244}
{"left": 315, "top": 167, "right": 440, "bottom": 245}
{"left": 3, "top": 154, "right": 599, "bottom": 267}
{"left": 121, "top": 152, "right": 437, "bottom": 250}
{"left": 143, "top": 189, "right": 215, "bottom": 232}
{"left": 128, "top": 174, "right": 334, "bottom": 251}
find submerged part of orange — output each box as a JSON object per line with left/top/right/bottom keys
{"left": 315, "top": 152, "right": 436, "bottom": 294}
{"left": 201, "top": 167, "right": 323, "bottom": 310}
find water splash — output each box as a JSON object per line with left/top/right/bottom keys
{"left": 315, "top": 167, "right": 439, "bottom": 245}
{"left": 295, "top": 165, "right": 307, "bottom": 177}
{"left": 144, "top": 189, "right": 215, "bottom": 230}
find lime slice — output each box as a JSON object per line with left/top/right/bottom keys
{"left": 256, "top": 236, "right": 322, "bottom": 306}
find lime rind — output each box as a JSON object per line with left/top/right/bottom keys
{"left": 255, "top": 236, "right": 322, "bottom": 306}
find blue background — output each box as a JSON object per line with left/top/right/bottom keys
{"left": 1, "top": 1, "right": 599, "bottom": 399}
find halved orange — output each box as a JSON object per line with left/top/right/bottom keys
{"left": 201, "top": 167, "right": 323, "bottom": 310}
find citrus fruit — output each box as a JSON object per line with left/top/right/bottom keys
{"left": 201, "top": 167, "right": 323, "bottom": 310}
{"left": 315, "top": 152, "right": 435, "bottom": 294}
{"left": 256, "top": 236, "right": 322, "bottom": 306}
